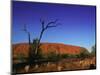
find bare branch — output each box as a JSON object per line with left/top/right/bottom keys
{"left": 40, "top": 18, "right": 45, "bottom": 29}
{"left": 22, "top": 24, "right": 31, "bottom": 45}
{"left": 21, "top": 24, "right": 28, "bottom": 33}
{"left": 46, "top": 19, "right": 58, "bottom": 26}
{"left": 35, "top": 19, "right": 60, "bottom": 55}
{"left": 43, "top": 19, "right": 59, "bottom": 30}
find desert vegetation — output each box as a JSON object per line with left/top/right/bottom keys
{"left": 13, "top": 44, "right": 96, "bottom": 74}
{"left": 12, "top": 19, "right": 96, "bottom": 74}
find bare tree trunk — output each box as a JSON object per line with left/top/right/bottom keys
{"left": 28, "top": 32, "right": 31, "bottom": 45}
{"left": 35, "top": 30, "right": 44, "bottom": 54}
{"left": 22, "top": 24, "right": 32, "bottom": 63}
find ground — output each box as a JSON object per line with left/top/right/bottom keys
{"left": 13, "top": 57, "right": 96, "bottom": 74}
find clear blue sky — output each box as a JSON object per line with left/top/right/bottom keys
{"left": 12, "top": 1, "right": 96, "bottom": 49}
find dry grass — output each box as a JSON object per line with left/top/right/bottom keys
{"left": 13, "top": 57, "right": 96, "bottom": 74}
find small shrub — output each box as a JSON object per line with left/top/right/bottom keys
{"left": 61, "top": 54, "right": 69, "bottom": 58}
{"left": 47, "top": 51, "right": 61, "bottom": 61}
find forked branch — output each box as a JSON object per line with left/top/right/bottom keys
{"left": 35, "top": 19, "right": 60, "bottom": 54}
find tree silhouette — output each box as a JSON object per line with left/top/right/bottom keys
{"left": 22, "top": 24, "right": 34, "bottom": 64}
{"left": 22, "top": 19, "right": 60, "bottom": 64}
{"left": 35, "top": 18, "right": 60, "bottom": 56}
{"left": 22, "top": 24, "right": 31, "bottom": 45}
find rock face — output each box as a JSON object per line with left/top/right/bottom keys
{"left": 12, "top": 43, "right": 86, "bottom": 58}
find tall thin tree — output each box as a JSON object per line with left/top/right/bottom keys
{"left": 22, "top": 24, "right": 31, "bottom": 45}
{"left": 22, "top": 24, "right": 32, "bottom": 63}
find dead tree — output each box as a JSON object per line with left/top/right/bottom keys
{"left": 22, "top": 24, "right": 31, "bottom": 45}
{"left": 21, "top": 19, "right": 60, "bottom": 63}
{"left": 35, "top": 19, "right": 60, "bottom": 55}
{"left": 22, "top": 24, "right": 33, "bottom": 64}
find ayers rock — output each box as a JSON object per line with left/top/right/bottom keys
{"left": 12, "top": 43, "right": 88, "bottom": 58}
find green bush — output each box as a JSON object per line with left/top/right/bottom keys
{"left": 61, "top": 54, "right": 70, "bottom": 58}
{"left": 47, "top": 51, "right": 61, "bottom": 61}
{"left": 78, "top": 47, "right": 90, "bottom": 58}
